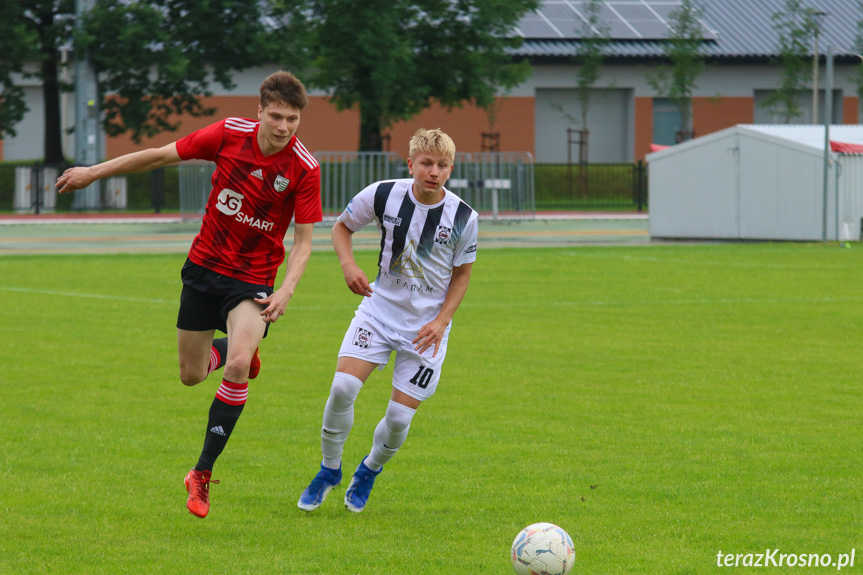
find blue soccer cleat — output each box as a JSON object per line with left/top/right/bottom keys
{"left": 297, "top": 464, "right": 342, "bottom": 512}
{"left": 344, "top": 459, "right": 382, "bottom": 513}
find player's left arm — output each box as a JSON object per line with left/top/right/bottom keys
{"left": 256, "top": 222, "right": 315, "bottom": 323}
{"left": 413, "top": 262, "right": 474, "bottom": 357}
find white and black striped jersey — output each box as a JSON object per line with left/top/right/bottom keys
{"left": 338, "top": 178, "right": 479, "bottom": 336}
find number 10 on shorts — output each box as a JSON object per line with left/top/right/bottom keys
{"left": 410, "top": 366, "right": 435, "bottom": 389}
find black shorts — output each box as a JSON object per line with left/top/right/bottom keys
{"left": 176, "top": 259, "right": 273, "bottom": 336}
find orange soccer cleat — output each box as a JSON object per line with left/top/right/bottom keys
{"left": 248, "top": 348, "right": 261, "bottom": 380}
{"left": 184, "top": 469, "right": 219, "bottom": 518}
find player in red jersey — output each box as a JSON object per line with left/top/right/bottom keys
{"left": 56, "top": 71, "right": 322, "bottom": 518}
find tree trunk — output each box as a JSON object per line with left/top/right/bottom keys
{"left": 37, "top": 9, "right": 65, "bottom": 165}
{"left": 359, "top": 111, "right": 383, "bottom": 152}
{"left": 42, "top": 51, "right": 65, "bottom": 165}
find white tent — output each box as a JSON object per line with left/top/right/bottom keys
{"left": 647, "top": 125, "right": 863, "bottom": 242}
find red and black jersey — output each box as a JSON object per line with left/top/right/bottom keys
{"left": 176, "top": 117, "right": 322, "bottom": 286}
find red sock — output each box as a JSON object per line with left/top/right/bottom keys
{"left": 215, "top": 379, "right": 248, "bottom": 406}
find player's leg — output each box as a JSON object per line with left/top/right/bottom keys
{"left": 197, "top": 300, "right": 266, "bottom": 471}
{"left": 298, "top": 313, "right": 390, "bottom": 511}
{"left": 205, "top": 336, "right": 258, "bottom": 379}
{"left": 176, "top": 281, "right": 224, "bottom": 386}
{"left": 223, "top": 299, "right": 267, "bottom": 383}
{"left": 345, "top": 332, "right": 446, "bottom": 513}
{"left": 322, "top": 356, "right": 378, "bottom": 467}
{"left": 177, "top": 329, "right": 218, "bottom": 386}
{"left": 365, "top": 389, "right": 420, "bottom": 471}
{"left": 344, "top": 390, "right": 420, "bottom": 513}
{"left": 187, "top": 300, "right": 266, "bottom": 518}
{"left": 298, "top": 356, "right": 378, "bottom": 511}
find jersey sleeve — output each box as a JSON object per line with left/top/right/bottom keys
{"left": 453, "top": 212, "right": 479, "bottom": 267}
{"left": 293, "top": 166, "right": 323, "bottom": 224}
{"left": 337, "top": 182, "right": 378, "bottom": 232}
{"left": 175, "top": 120, "right": 225, "bottom": 161}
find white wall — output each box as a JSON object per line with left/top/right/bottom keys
{"left": 534, "top": 88, "right": 632, "bottom": 163}
{"left": 648, "top": 126, "right": 856, "bottom": 241}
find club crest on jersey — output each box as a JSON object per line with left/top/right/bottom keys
{"left": 434, "top": 225, "right": 452, "bottom": 245}
{"left": 353, "top": 327, "right": 373, "bottom": 349}
{"left": 274, "top": 176, "right": 290, "bottom": 193}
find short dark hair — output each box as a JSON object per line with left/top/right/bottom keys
{"left": 260, "top": 71, "right": 309, "bottom": 111}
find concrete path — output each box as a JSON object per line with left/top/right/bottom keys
{"left": 0, "top": 212, "right": 650, "bottom": 255}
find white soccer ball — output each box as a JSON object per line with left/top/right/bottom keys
{"left": 511, "top": 522, "right": 575, "bottom": 575}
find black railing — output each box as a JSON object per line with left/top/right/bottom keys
{"left": 535, "top": 162, "right": 647, "bottom": 211}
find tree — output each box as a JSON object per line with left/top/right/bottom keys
{"left": 13, "top": 0, "right": 76, "bottom": 164}
{"left": 2, "top": 0, "right": 272, "bottom": 163}
{"left": 77, "top": 0, "right": 273, "bottom": 144}
{"left": 0, "top": 0, "right": 38, "bottom": 140}
{"left": 573, "top": 0, "right": 610, "bottom": 142}
{"left": 275, "top": 0, "right": 539, "bottom": 151}
{"left": 646, "top": 0, "right": 705, "bottom": 142}
{"left": 763, "top": 0, "right": 819, "bottom": 123}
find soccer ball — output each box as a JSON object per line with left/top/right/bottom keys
{"left": 511, "top": 522, "right": 575, "bottom": 575}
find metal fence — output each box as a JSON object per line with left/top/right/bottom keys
{"left": 2, "top": 159, "right": 644, "bottom": 214}
{"left": 178, "top": 152, "right": 536, "bottom": 221}
{"left": 178, "top": 162, "right": 216, "bottom": 218}
{"left": 7, "top": 162, "right": 131, "bottom": 213}
{"left": 317, "top": 152, "right": 406, "bottom": 217}
{"left": 534, "top": 162, "right": 648, "bottom": 210}
{"left": 449, "top": 152, "right": 536, "bottom": 220}
{"left": 316, "top": 151, "right": 536, "bottom": 220}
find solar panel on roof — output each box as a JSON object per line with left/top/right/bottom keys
{"left": 612, "top": 4, "right": 660, "bottom": 21}
{"left": 521, "top": 0, "right": 717, "bottom": 41}
{"left": 518, "top": 15, "right": 563, "bottom": 38}
{"left": 630, "top": 20, "right": 672, "bottom": 38}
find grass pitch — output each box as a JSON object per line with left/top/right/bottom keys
{"left": 1, "top": 244, "right": 861, "bottom": 574}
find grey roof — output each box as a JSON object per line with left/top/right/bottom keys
{"left": 514, "top": 0, "right": 862, "bottom": 59}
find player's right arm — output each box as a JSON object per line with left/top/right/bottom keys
{"left": 332, "top": 221, "right": 373, "bottom": 297}
{"left": 56, "top": 143, "right": 182, "bottom": 194}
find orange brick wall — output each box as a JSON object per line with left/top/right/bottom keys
{"left": 692, "top": 97, "right": 754, "bottom": 136}
{"left": 634, "top": 97, "right": 653, "bottom": 161}
{"left": 106, "top": 96, "right": 535, "bottom": 159}
{"left": 844, "top": 96, "right": 859, "bottom": 124}
{"left": 386, "top": 97, "right": 535, "bottom": 158}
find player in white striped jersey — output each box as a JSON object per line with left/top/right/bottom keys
{"left": 298, "top": 128, "right": 478, "bottom": 513}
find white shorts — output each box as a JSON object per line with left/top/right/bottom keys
{"left": 338, "top": 310, "right": 449, "bottom": 401}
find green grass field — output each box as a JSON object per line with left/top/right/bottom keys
{"left": 2, "top": 244, "right": 861, "bottom": 574}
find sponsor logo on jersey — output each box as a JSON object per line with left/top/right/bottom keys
{"left": 217, "top": 189, "right": 245, "bottom": 216}
{"left": 274, "top": 176, "right": 290, "bottom": 192}
{"left": 251, "top": 169, "right": 264, "bottom": 180}
{"left": 434, "top": 225, "right": 452, "bottom": 244}
{"left": 216, "top": 188, "right": 275, "bottom": 232}
{"left": 391, "top": 240, "right": 424, "bottom": 279}
{"left": 235, "top": 212, "right": 275, "bottom": 232}
{"left": 383, "top": 214, "right": 402, "bottom": 226}
{"left": 353, "top": 327, "right": 373, "bottom": 348}
{"left": 465, "top": 244, "right": 477, "bottom": 254}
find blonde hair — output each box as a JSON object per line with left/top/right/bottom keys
{"left": 260, "top": 71, "right": 309, "bottom": 110}
{"left": 408, "top": 128, "right": 456, "bottom": 161}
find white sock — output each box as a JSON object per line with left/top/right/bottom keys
{"left": 366, "top": 400, "right": 417, "bottom": 471}
{"left": 321, "top": 372, "right": 363, "bottom": 470}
